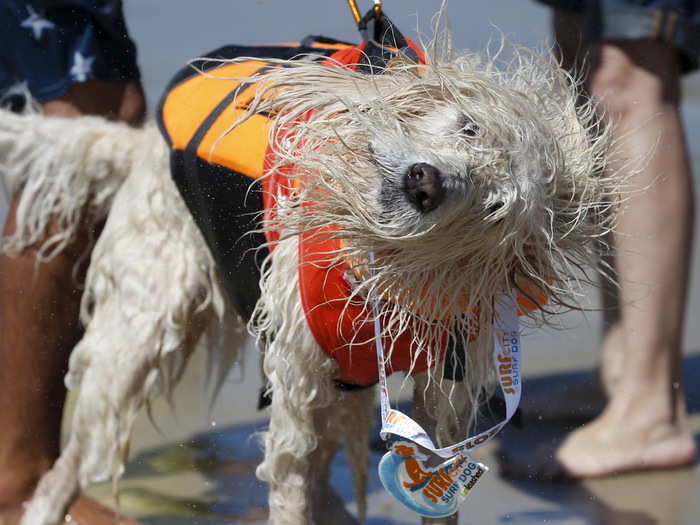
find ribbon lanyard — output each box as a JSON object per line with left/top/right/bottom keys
{"left": 367, "top": 254, "right": 522, "bottom": 516}
{"left": 372, "top": 291, "right": 522, "bottom": 457}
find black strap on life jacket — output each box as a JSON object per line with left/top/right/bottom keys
{"left": 356, "top": 8, "right": 421, "bottom": 73}
{"left": 162, "top": 46, "right": 341, "bottom": 323}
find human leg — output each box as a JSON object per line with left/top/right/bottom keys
{"left": 41, "top": 80, "right": 145, "bottom": 125}
{"left": 551, "top": 7, "right": 627, "bottom": 398}
{"left": 0, "top": 198, "right": 88, "bottom": 514}
{"left": 550, "top": 38, "right": 697, "bottom": 478}
{"left": 0, "top": 80, "right": 145, "bottom": 524}
{"left": 504, "top": 35, "right": 697, "bottom": 479}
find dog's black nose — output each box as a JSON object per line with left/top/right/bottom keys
{"left": 404, "top": 163, "right": 445, "bottom": 213}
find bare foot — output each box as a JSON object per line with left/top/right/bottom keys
{"left": 502, "top": 397, "right": 698, "bottom": 480}
{"left": 0, "top": 494, "right": 140, "bottom": 525}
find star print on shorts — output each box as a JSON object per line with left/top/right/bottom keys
{"left": 0, "top": 0, "right": 141, "bottom": 105}
{"left": 20, "top": 5, "right": 55, "bottom": 40}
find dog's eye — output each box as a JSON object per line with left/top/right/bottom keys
{"left": 462, "top": 122, "right": 480, "bottom": 138}
{"left": 459, "top": 115, "right": 480, "bottom": 138}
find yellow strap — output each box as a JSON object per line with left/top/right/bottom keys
{"left": 346, "top": 0, "right": 361, "bottom": 24}
{"left": 346, "top": 0, "right": 382, "bottom": 25}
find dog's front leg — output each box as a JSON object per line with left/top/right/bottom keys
{"left": 255, "top": 234, "right": 376, "bottom": 524}
{"left": 254, "top": 236, "right": 339, "bottom": 524}
{"left": 412, "top": 372, "right": 466, "bottom": 525}
{"left": 309, "top": 388, "right": 375, "bottom": 525}
{"left": 260, "top": 387, "right": 373, "bottom": 525}
{"left": 260, "top": 387, "right": 319, "bottom": 525}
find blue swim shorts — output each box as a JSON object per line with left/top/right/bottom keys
{"left": 0, "top": 0, "right": 140, "bottom": 106}
{"left": 537, "top": 0, "right": 700, "bottom": 72}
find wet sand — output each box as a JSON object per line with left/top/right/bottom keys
{"left": 77, "top": 353, "right": 700, "bottom": 525}
{"left": 4, "top": 1, "right": 700, "bottom": 523}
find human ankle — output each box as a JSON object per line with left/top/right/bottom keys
{"left": 605, "top": 389, "right": 689, "bottom": 434}
{"left": 599, "top": 324, "right": 624, "bottom": 395}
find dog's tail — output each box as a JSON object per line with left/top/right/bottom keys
{"left": 0, "top": 107, "right": 157, "bottom": 260}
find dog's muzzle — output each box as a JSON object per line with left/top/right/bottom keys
{"left": 404, "top": 162, "right": 445, "bottom": 213}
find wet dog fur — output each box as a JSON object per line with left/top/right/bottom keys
{"left": 1, "top": 23, "right": 621, "bottom": 525}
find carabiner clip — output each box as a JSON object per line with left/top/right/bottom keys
{"left": 373, "top": 0, "right": 382, "bottom": 19}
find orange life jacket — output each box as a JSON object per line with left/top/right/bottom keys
{"left": 157, "top": 23, "right": 544, "bottom": 387}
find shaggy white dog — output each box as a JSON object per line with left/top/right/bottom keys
{"left": 1, "top": 21, "right": 620, "bottom": 525}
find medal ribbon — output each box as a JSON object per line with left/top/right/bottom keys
{"left": 368, "top": 254, "right": 522, "bottom": 458}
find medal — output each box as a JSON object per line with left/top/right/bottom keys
{"left": 378, "top": 441, "right": 488, "bottom": 518}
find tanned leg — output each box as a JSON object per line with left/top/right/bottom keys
{"left": 550, "top": 39, "right": 697, "bottom": 478}
{"left": 504, "top": 35, "right": 697, "bottom": 479}
{"left": 0, "top": 80, "right": 144, "bottom": 524}
{"left": 516, "top": 10, "right": 613, "bottom": 425}
{"left": 41, "top": 80, "right": 145, "bottom": 125}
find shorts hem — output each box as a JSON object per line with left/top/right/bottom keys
{"left": 590, "top": 6, "right": 700, "bottom": 72}
{"left": 30, "top": 78, "right": 72, "bottom": 103}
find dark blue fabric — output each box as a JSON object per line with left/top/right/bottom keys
{"left": 0, "top": 0, "right": 140, "bottom": 104}
{"left": 540, "top": 0, "right": 699, "bottom": 15}
{"left": 536, "top": 0, "right": 700, "bottom": 71}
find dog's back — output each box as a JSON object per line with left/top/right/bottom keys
{"left": 157, "top": 41, "right": 354, "bottom": 320}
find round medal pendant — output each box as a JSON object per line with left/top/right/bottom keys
{"left": 378, "top": 441, "right": 488, "bottom": 518}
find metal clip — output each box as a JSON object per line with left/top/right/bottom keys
{"left": 373, "top": 0, "right": 382, "bottom": 19}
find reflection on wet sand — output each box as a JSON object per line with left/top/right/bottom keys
{"left": 77, "top": 351, "right": 698, "bottom": 524}
{"left": 496, "top": 352, "right": 700, "bottom": 525}
{"left": 87, "top": 421, "right": 269, "bottom": 524}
